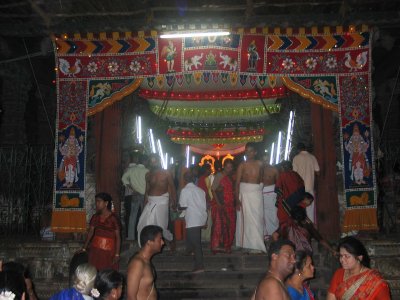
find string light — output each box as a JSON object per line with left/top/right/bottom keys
{"left": 150, "top": 104, "right": 281, "bottom": 119}
{"left": 140, "top": 87, "right": 287, "bottom": 100}
{"left": 170, "top": 135, "right": 263, "bottom": 144}
{"left": 167, "top": 128, "right": 266, "bottom": 138}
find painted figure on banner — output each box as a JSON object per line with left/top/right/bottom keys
{"left": 344, "top": 51, "right": 368, "bottom": 72}
{"left": 58, "top": 127, "right": 84, "bottom": 188}
{"left": 313, "top": 79, "right": 337, "bottom": 100}
{"left": 184, "top": 53, "right": 203, "bottom": 71}
{"left": 344, "top": 123, "right": 371, "bottom": 186}
{"left": 89, "top": 82, "right": 112, "bottom": 106}
{"left": 204, "top": 51, "right": 217, "bottom": 70}
{"left": 161, "top": 40, "right": 177, "bottom": 72}
{"left": 247, "top": 40, "right": 260, "bottom": 72}
{"left": 58, "top": 58, "right": 82, "bottom": 77}
{"left": 219, "top": 53, "right": 238, "bottom": 71}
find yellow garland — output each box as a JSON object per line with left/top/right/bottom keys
{"left": 149, "top": 104, "right": 281, "bottom": 119}
{"left": 171, "top": 135, "right": 263, "bottom": 144}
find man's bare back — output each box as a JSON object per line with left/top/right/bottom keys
{"left": 263, "top": 164, "right": 279, "bottom": 186}
{"left": 147, "top": 169, "right": 170, "bottom": 196}
{"left": 235, "top": 144, "right": 263, "bottom": 206}
{"left": 127, "top": 254, "right": 157, "bottom": 300}
{"left": 145, "top": 167, "right": 177, "bottom": 207}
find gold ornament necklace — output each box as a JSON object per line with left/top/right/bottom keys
{"left": 268, "top": 271, "right": 285, "bottom": 287}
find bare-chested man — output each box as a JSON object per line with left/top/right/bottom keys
{"left": 127, "top": 225, "right": 164, "bottom": 300}
{"left": 252, "top": 239, "right": 296, "bottom": 300}
{"left": 262, "top": 155, "right": 280, "bottom": 241}
{"left": 137, "top": 154, "right": 176, "bottom": 246}
{"left": 235, "top": 142, "right": 266, "bottom": 253}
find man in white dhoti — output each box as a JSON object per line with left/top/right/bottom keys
{"left": 137, "top": 154, "right": 176, "bottom": 247}
{"left": 235, "top": 143, "right": 266, "bottom": 253}
{"left": 263, "top": 185, "right": 278, "bottom": 238}
{"left": 137, "top": 193, "right": 173, "bottom": 246}
{"left": 262, "top": 160, "right": 279, "bottom": 240}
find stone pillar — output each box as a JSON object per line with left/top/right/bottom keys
{"left": 94, "top": 102, "right": 123, "bottom": 216}
{"left": 311, "top": 103, "right": 340, "bottom": 239}
{"left": 0, "top": 62, "right": 31, "bottom": 144}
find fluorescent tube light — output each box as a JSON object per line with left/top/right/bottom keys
{"left": 276, "top": 131, "right": 282, "bottom": 164}
{"left": 186, "top": 145, "right": 190, "bottom": 168}
{"left": 270, "top": 142, "right": 275, "bottom": 165}
{"left": 160, "top": 31, "right": 230, "bottom": 39}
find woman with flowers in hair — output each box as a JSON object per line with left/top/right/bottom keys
{"left": 0, "top": 269, "right": 26, "bottom": 300}
{"left": 90, "top": 269, "right": 124, "bottom": 300}
{"left": 82, "top": 193, "right": 121, "bottom": 271}
{"left": 50, "top": 263, "right": 97, "bottom": 300}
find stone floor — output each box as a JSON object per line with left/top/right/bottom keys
{"left": 0, "top": 235, "right": 399, "bottom": 299}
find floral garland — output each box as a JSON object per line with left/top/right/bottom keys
{"left": 0, "top": 291, "right": 15, "bottom": 300}
{"left": 140, "top": 87, "right": 287, "bottom": 101}
{"left": 149, "top": 104, "right": 281, "bottom": 119}
{"left": 167, "top": 128, "right": 266, "bottom": 138}
{"left": 170, "top": 135, "right": 263, "bottom": 144}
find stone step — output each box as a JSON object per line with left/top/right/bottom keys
{"left": 157, "top": 287, "right": 254, "bottom": 300}
{"left": 151, "top": 253, "right": 268, "bottom": 272}
{"left": 154, "top": 270, "right": 264, "bottom": 289}
{"left": 3, "top": 238, "right": 400, "bottom": 299}
{"left": 120, "top": 242, "right": 269, "bottom": 273}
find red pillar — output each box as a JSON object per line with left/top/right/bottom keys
{"left": 311, "top": 103, "right": 340, "bottom": 239}
{"left": 94, "top": 102, "right": 122, "bottom": 216}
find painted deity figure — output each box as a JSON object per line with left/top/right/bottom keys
{"left": 59, "top": 127, "right": 83, "bottom": 188}
{"left": 162, "top": 40, "right": 176, "bottom": 72}
{"left": 344, "top": 123, "right": 370, "bottom": 185}
{"left": 247, "top": 40, "right": 259, "bottom": 71}
{"left": 353, "top": 161, "right": 365, "bottom": 185}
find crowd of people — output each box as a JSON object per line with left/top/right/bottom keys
{"left": 0, "top": 142, "right": 392, "bottom": 299}
{"left": 0, "top": 234, "right": 391, "bottom": 299}
{"left": 252, "top": 237, "right": 391, "bottom": 300}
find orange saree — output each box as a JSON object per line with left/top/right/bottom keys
{"left": 328, "top": 268, "right": 391, "bottom": 300}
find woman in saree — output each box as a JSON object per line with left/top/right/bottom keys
{"left": 210, "top": 159, "right": 235, "bottom": 254}
{"left": 82, "top": 192, "right": 121, "bottom": 271}
{"left": 327, "top": 236, "right": 391, "bottom": 300}
{"left": 286, "top": 250, "right": 315, "bottom": 300}
{"left": 50, "top": 263, "right": 97, "bottom": 300}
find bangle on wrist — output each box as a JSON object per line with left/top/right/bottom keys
{"left": 115, "top": 254, "right": 120, "bottom": 257}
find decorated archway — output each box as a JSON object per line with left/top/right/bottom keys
{"left": 51, "top": 26, "right": 377, "bottom": 235}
